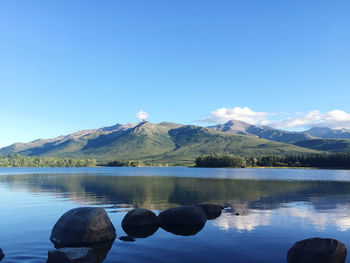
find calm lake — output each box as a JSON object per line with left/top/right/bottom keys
{"left": 1, "top": 167, "right": 350, "bottom": 262}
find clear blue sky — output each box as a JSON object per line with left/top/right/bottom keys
{"left": 0, "top": 0, "right": 349, "bottom": 147}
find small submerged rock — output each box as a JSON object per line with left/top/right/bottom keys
{"left": 50, "top": 207, "right": 116, "bottom": 247}
{"left": 222, "top": 204, "right": 236, "bottom": 214}
{"left": 287, "top": 237, "right": 347, "bottom": 263}
{"left": 158, "top": 206, "right": 207, "bottom": 236}
{"left": 119, "top": 236, "right": 135, "bottom": 242}
{"left": 197, "top": 204, "right": 223, "bottom": 220}
{"left": 121, "top": 208, "right": 159, "bottom": 238}
{"left": 0, "top": 248, "right": 4, "bottom": 261}
{"left": 47, "top": 247, "right": 96, "bottom": 263}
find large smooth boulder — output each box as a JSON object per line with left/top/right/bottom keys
{"left": 121, "top": 208, "right": 159, "bottom": 238}
{"left": 50, "top": 207, "right": 116, "bottom": 247}
{"left": 287, "top": 238, "right": 347, "bottom": 263}
{"left": 47, "top": 247, "right": 96, "bottom": 263}
{"left": 158, "top": 206, "right": 207, "bottom": 236}
{"left": 0, "top": 248, "right": 4, "bottom": 261}
{"left": 197, "top": 204, "right": 223, "bottom": 220}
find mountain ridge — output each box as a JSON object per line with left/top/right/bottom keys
{"left": 0, "top": 120, "right": 324, "bottom": 165}
{"left": 305, "top": 127, "right": 350, "bottom": 139}
{"left": 208, "top": 120, "right": 313, "bottom": 143}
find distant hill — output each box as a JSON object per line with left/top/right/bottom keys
{"left": 305, "top": 127, "right": 350, "bottom": 139}
{"left": 0, "top": 121, "right": 321, "bottom": 166}
{"left": 209, "top": 120, "right": 312, "bottom": 143}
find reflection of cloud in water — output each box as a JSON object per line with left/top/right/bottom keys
{"left": 280, "top": 205, "right": 350, "bottom": 231}
{"left": 213, "top": 210, "right": 271, "bottom": 231}
{"left": 213, "top": 204, "right": 350, "bottom": 232}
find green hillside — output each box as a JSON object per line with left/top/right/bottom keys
{"left": 294, "top": 138, "right": 350, "bottom": 152}
{"left": 146, "top": 126, "right": 321, "bottom": 165}
{"left": 0, "top": 121, "right": 322, "bottom": 166}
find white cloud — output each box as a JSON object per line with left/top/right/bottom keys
{"left": 201, "top": 107, "right": 350, "bottom": 130}
{"left": 271, "top": 110, "right": 350, "bottom": 129}
{"left": 201, "top": 107, "right": 270, "bottom": 125}
{"left": 135, "top": 110, "right": 148, "bottom": 120}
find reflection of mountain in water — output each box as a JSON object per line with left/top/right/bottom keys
{"left": 2, "top": 173, "right": 350, "bottom": 213}
{"left": 247, "top": 180, "right": 350, "bottom": 211}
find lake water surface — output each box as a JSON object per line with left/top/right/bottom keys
{"left": 1, "top": 167, "right": 350, "bottom": 262}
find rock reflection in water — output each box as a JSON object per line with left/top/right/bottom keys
{"left": 160, "top": 223, "right": 206, "bottom": 236}
{"left": 122, "top": 225, "right": 160, "bottom": 238}
{"left": 89, "top": 240, "right": 114, "bottom": 263}
{"left": 122, "top": 217, "right": 206, "bottom": 238}
{"left": 53, "top": 240, "right": 114, "bottom": 263}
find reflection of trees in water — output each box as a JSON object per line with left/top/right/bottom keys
{"left": 2, "top": 173, "right": 350, "bottom": 212}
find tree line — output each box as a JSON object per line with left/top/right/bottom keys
{"left": 105, "top": 160, "right": 166, "bottom": 167}
{"left": 0, "top": 154, "right": 97, "bottom": 167}
{"left": 195, "top": 153, "right": 350, "bottom": 168}
{"left": 195, "top": 154, "right": 246, "bottom": 168}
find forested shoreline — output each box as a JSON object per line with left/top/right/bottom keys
{"left": 1, "top": 153, "right": 350, "bottom": 169}
{"left": 105, "top": 160, "right": 166, "bottom": 167}
{"left": 195, "top": 153, "right": 350, "bottom": 169}
{"left": 0, "top": 154, "right": 96, "bottom": 167}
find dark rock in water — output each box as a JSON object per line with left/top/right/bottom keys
{"left": 119, "top": 236, "right": 135, "bottom": 242}
{"left": 50, "top": 207, "right": 116, "bottom": 247}
{"left": 159, "top": 206, "right": 207, "bottom": 226}
{"left": 197, "top": 204, "right": 223, "bottom": 220}
{"left": 122, "top": 208, "right": 159, "bottom": 238}
{"left": 0, "top": 248, "right": 4, "bottom": 261}
{"left": 122, "top": 208, "right": 158, "bottom": 227}
{"left": 158, "top": 206, "right": 207, "bottom": 236}
{"left": 235, "top": 213, "right": 240, "bottom": 216}
{"left": 287, "top": 238, "right": 347, "bottom": 263}
{"left": 47, "top": 247, "right": 96, "bottom": 263}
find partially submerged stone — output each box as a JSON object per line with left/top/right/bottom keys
{"left": 121, "top": 208, "right": 159, "bottom": 238}
{"left": 122, "top": 208, "right": 159, "bottom": 228}
{"left": 47, "top": 247, "right": 96, "bottom": 263}
{"left": 158, "top": 206, "right": 207, "bottom": 236}
{"left": 0, "top": 248, "right": 4, "bottom": 261}
{"left": 197, "top": 204, "right": 223, "bottom": 220}
{"left": 287, "top": 237, "right": 347, "bottom": 263}
{"left": 50, "top": 207, "right": 116, "bottom": 247}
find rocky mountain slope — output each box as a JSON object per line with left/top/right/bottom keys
{"left": 305, "top": 127, "right": 350, "bottom": 139}
{"left": 209, "top": 120, "right": 312, "bottom": 143}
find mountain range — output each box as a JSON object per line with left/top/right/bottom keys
{"left": 1, "top": 120, "right": 350, "bottom": 165}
